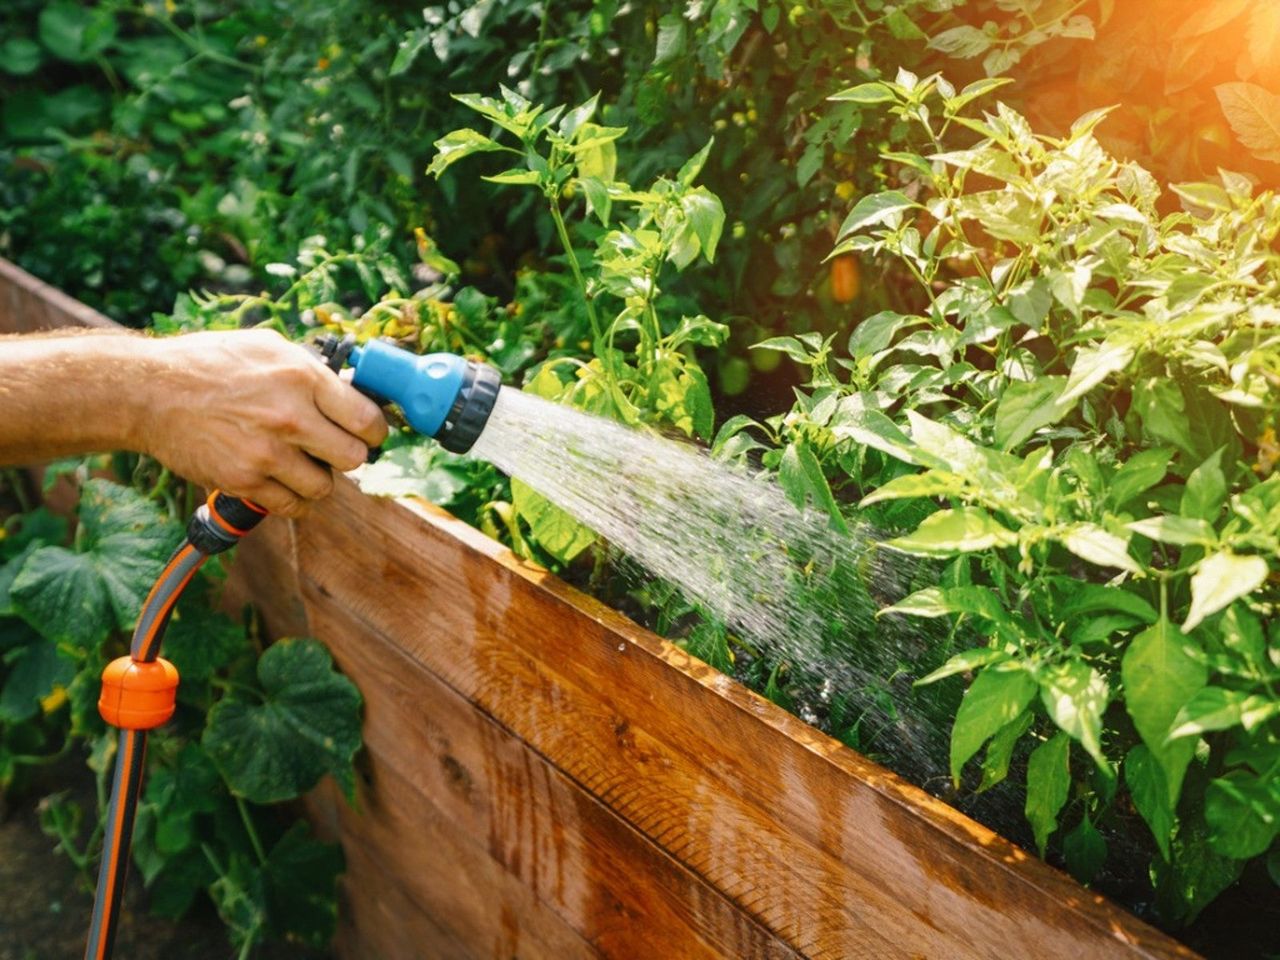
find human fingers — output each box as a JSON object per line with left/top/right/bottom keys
{"left": 312, "top": 370, "right": 389, "bottom": 449}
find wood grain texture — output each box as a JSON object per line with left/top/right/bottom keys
{"left": 285, "top": 478, "right": 1200, "bottom": 960}
{"left": 305, "top": 591, "right": 801, "bottom": 960}
{"left": 0, "top": 256, "right": 116, "bottom": 333}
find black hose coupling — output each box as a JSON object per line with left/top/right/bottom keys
{"left": 186, "top": 492, "right": 269, "bottom": 555}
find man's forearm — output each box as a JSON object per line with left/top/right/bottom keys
{"left": 0, "top": 332, "right": 156, "bottom": 465}
{"left": 0, "top": 328, "right": 386, "bottom": 516}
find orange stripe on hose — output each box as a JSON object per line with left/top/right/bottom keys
{"left": 242, "top": 499, "right": 268, "bottom": 515}
{"left": 135, "top": 554, "right": 203, "bottom": 661}
{"left": 133, "top": 545, "right": 199, "bottom": 660}
{"left": 93, "top": 734, "right": 134, "bottom": 960}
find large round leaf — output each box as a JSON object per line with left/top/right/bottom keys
{"left": 203, "top": 639, "right": 362, "bottom": 804}
{"left": 10, "top": 480, "right": 181, "bottom": 648}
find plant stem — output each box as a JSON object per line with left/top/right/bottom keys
{"left": 548, "top": 199, "right": 602, "bottom": 345}
{"left": 237, "top": 796, "right": 268, "bottom": 865}
{"left": 531, "top": 0, "right": 553, "bottom": 77}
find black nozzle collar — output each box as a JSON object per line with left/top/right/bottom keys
{"left": 436, "top": 361, "right": 501, "bottom": 454}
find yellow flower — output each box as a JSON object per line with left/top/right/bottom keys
{"left": 834, "top": 180, "right": 856, "bottom": 201}
{"left": 41, "top": 686, "right": 68, "bottom": 714}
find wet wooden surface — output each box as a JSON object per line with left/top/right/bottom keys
{"left": 260, "top": 478, "right": 1200, "bottom": 960}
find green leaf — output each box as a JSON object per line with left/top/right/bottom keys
{"left": 928, "top": 25, "right": 993, "bottom": 59}
{"left": 750, "top": 336, "right": 811, "bottom": 362}
{"left": 388, "top": 28, "right": 431, "bottom": 76}
{"left": 654, "top": 14, "right": 686, "bottom": 65}
{"left": 830, "top": 409, "right": 921, "bottom": 466}
{"left": 1126, "top": 516, "right": 1216, "bottom": 547}
{"left": 164, "top": 593, "right": 250, "bottom": 686}
{"left": 1152, "top": 814, "right": 1245, "bottom": 926}
{"left": 264, "top": 822, "right": 344, "bottom": 947}
{"left": 847, "top": 311, "right": 920, "bottom": 359}
{"left": 0, "top": 635, "right": 74, "bottom": 723}
{"left": 427, "top": 129, "right": 504, "bottom": 178}
{"left": 1181, "top": 448, "right": 1227, "bottom": 522}
{"left": 681, "top": 188, "right": 725, "bottom": 264}
{"left": 887, "top": 507, "right": 1017, "bottom": 558}
{"left": 358, "top": 439, "right": 475, "bottom": 506}
{"left": 885, "top": 585, "right": 1012, "bottom": 628}
{"left": 1025, "top": 732, "right": 1071, "bottom": 855}
{"left": 979, "top": 711, "right": 1032, "bottom": 793}
{"left": 837, "top": 191, "right": 916, "bottom": 238}
{"left": 1215, "top": 82, "right": 1280, "bottom": 163}
{"left": 1039, "top": 660, "right": 1110, "bottom": 772}
{"left": 1133, "top": 378, "right": 1194, "bottom": 457}
{"left": 829, "top": 82, "right": 895, "bottom": 104}
{"left": 10, "top": 480, "right": 181, "bottom": 647}
{"left": 579, "top": 176, "right": 612, "bottom": 226}
{"left": 677, "top": 137, "right": 715, "bottom": 187}
{"left": 558, "top": 93, "right": 600, "bottom": 140}
{"left": 778, "top": 443, "right": 849, "bottom": 535}
{"left": 1168, "top": 687, "right": 1280, "bottom": 741}
{"left": 1060, "top": 583, "right": 1158, "bottom": 624}
{"left": 1183, "top": 551, "right": 1269, "bottom": 632}
{"left": 1204, "top": 772, "right": 1278, "bottom": 859}
{"left": 858, "top": 470, "right": 964, "bottom": 506}
{"left": 1109, "top": 448, "right": 1173, "bottom": 509}
{"left": 483, "top": 168, "right": 542, "bottom": 185}
{"left": 1122, "top": 619, "right": 1206, "bottom": 805}
{"left": 950, "top": 665, "right": 1037, "bottom": 785}
{"left": 512, "top": 479, "right": 596, "bottom": 562}
{"left": 0, "top": 37, "right": 44, "bottom": 76}
{"left": 914, "top": 646, "right": 1010, "bottom": 686}
{"left": 144, "top": 743, "right": 220, "bottom": 855}
{"left": 203, "top": 639, "right": 363, "bottom": 804}
{"left": 947, "top": 76, "right": 1015, "bottom": 113}
{"left": 1058, "top": 524, "right": 1140, "bottom": 574}
{"left": 1063, "top": 811, "right": 1108, "bottom": 885}
{"left": 1124, "top": 745, "right": 1173, "bottom": 860}
{"left": 994, "top": 377, "right": 1068, "bottom": 450}
{"left": 1059, "top": 338, "right": 1135, "bottom": 407}
{"left": 39, "top": 2, "right": 116, "bottom": 63}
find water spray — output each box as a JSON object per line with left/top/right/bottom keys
{"left": 83, "top": 336, "right": 501, "bottom": 960}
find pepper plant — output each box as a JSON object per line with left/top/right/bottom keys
{"left": 730, "top": 70, "right": 1280, "bottom": 923}
{"left": 428, "top": 88, "right": 728, "bottom": 562}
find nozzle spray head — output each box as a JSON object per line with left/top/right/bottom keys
{"left": 316, "top": 334, "right": 500, "bottom": 454}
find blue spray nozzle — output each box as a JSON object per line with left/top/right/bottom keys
{"left": 326, "top": 336, "right": 500, "bottom": 454}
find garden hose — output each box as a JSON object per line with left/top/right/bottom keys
{"left": 83, "top": 338, "right": 501, "bottom": 959}
{"left": 85, "top": 493, "right": 266, "bottom": 960}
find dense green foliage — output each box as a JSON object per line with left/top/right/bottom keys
{"left": 4, "top": 0, "right": 1280, "bottom": 951}
{"left": 0, "top": 469, "right": 361, "bottom": 955}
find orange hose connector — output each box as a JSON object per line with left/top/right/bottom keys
{"left": 98, "top": 657, "right": 179, "bottom": 730}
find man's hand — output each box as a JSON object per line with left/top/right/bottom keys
{"left": 0, "top": 329, "right": 388, "bottom": 517}
{"left": 138, "top": 330, "right": 388, "bottom": 516}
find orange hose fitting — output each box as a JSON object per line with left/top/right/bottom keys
{"left": 98, "top": 657, "right": 180, "bottom": 731}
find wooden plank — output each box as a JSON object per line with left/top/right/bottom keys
{"left": 0, "top": 256, "right": 116, "bottom": 332}
{"left": 221, "top": 517, "right": 310, "bottom": 640}
{"left": 293, "top": 478, "right": 1199, "bottom": 960}
{"left": 305, "top": 591, "right": 802, "bottom": 960}
{"left": 305, "top": 770, "right": 596, "bottom": 960}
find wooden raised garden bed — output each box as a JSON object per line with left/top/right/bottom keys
{"left": 0, "top": 257, "right": 1199, "bottom": 959}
